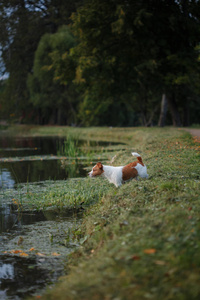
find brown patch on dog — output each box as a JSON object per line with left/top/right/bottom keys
{"left": 122, "top": 162, "right": 138, "bottom": 181}
{"left": 137, "top": 156, "right": 144, "bottom": 166}
{"left": 96, "top": 162, "right": 103, "bottom": 169}
{"left": 91, "top": 162, "right": 104, "bottom": 177}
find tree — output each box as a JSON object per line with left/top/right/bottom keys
{"left": 71, "top": 0, "right": 144, "bottom": 126}
{"left": 70, "top": 0, "right": 200, "bottom": 126}
{"left": 0, "top": 1, "right": 45, "bottom": 120}
{"left": 158, "top": 94, "right": 168, "bottom": 127}
{"left": 0, "top": 0, "right": 82, "bottom": 122}
{"left": 27, "top": 26, "right": 78, "bottom": 125}
{"left": 1, "top": 0, "right": 200, "bottom": 126}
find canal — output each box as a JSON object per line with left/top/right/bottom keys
{"left": 0, "top": 134, "right": 121, "bottom": 299}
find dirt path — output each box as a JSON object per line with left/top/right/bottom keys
{"left": 184, "top": 128, "right": 200, "bottom": 140}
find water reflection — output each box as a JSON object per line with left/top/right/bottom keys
{"left": 0, "top": 261, "right": 14, "bottom": 300}
{"left": 1, "top": 160, "right": 70, "bottom": 188}
{"left": 0, "top": 169, "right": 15, "bottom": 189}
{"left": 0, "top": 136, "right": 87, "bottom": 188}
{"left": 0, "top": 134, "right": 119, "bottom": 298}
{"left": 0, "top": 205, "right": 80, "bottom": 299}
{"left": 0, "top": 255, "right": 58, "bottom": 300}
{"left": 0, "top": 262, "right": 14, "bottom": 282}
{"left": 0, "top": 203, "right": 61, "bottom": 234}
{"left": 0, "top": 204, "right": 18, "bottom": 233}
{"left": 0, "top": 135, "right": 116, "bottom": 188}
{"left": 0, "top": 204, "right": 53, "bottom": 299}
{"left": 0, "top": 136, "right": 63, "bottom": 157}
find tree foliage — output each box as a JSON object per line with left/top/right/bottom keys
{"left": 0, "top": 0, "right": 81, "bottom": 121}
{"left": 70, "top": 0, "right": 200, "bottom": 126}
{"left": 27, "top": 26, "right": 78, "bottom": 124}
{"left": 0, "top": 0, "right": 200, "bottom": 126}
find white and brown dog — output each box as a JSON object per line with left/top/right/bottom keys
{"left": 88, "top": 152, "right": 148, "bottom": 187}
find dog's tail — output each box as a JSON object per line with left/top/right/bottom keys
{"left": 132, "top": 152, "right": 144, "bottom": 165}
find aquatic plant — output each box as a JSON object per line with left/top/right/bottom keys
{"left": 58, "top": 133, "right": 80, "bottom": 159}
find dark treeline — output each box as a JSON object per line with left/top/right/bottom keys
{"left": 0, "top": 0, "right": 200, "bottom": 127}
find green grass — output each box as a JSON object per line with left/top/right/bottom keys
{"left": 2, "top": 178, "right": 111, "bottom": 212}
{"left": 2, "top": 126, "right": 200, "bottom": 300}
{"left": 57, "top": 133, "right": 81, "bottom": 158}
{"left": 34, "top": 127, "right": 199, "bottom": 300}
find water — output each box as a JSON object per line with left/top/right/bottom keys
{"left": 0, "top": 134, "right": 122, "bottom": 299}
{"left": 0, "top": 135, "right": 86, "bottom": 299}
{"left": 0, "top": 200, "right": 81, "bottom": 299}
{"left": 0, "top": 136, "right": 84, "bottom": 188}
{"left": 0, "top": 136, "right": 120, "bottom": 188}
{"left": 0, "top": 255, "right": 53, "bottom": 299}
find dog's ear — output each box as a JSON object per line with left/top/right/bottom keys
{"left": 97, "top": 162, "right": 103, "bottom": 170}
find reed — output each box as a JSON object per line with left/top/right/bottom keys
{"left": 58, "top": 133, "right": 80, "bottom": 158}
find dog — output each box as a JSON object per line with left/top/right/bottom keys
{"left": 88, "top": 152, "right": 148, "bottom": 187}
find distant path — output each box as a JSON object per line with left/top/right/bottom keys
{"left": 183, "top": 128, "right": 200, "bottom": 140}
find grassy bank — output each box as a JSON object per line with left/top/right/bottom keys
{"left": 2, "top": 126, "right": 200, "bottom": 299}
{"left": 24, "top": 126, "right": 199, "bottom": 300}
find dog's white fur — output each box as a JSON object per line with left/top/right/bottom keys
{"left": 89, "top": 152, "right": 148, "bottom": 187}
{"left": 101, "top": 165, "right": 124, "bottom": 187}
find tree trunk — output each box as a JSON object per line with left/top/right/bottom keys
{"left": 183, "top": 98, "right": 190, "bottom": 126}
{"left": 167, "top": 95, "right": 181, "bottom": 126}
{"left": 141, "top": 112, "right": 147, "bottom": 126}
{"left": 146, "top": 104, "right": 159, "bottom": 127}
{"left": 158, "top": 94, "right": 168, "bottom": 127}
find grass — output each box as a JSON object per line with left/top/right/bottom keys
{"left": 57, "top": 133, "right": 81, "bottom": 158}
{"left": 1, "top": 125, "right": 200, "bottom": 299}
{"left": 57, "top": 133, "right": 116, "bottom": 166}
{"left": 2, "top": 178, "right": 111, "bottom": 212}
{"left": 34, "top": 127, "right": 199, "bottom": 300}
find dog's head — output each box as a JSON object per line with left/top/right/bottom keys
{"left": 88, "top": 162, "right": 104, "bottom": 177}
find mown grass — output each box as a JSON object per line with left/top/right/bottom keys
{"left": 2, "top": 126, "right": 200, "bottom": 299}
{"left": 25, "top": 127, "right": 200, "bottom": 300}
